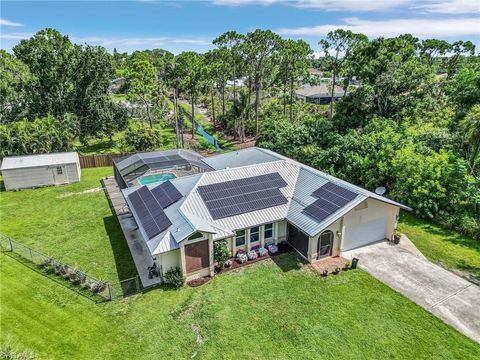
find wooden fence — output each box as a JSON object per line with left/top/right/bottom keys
{"left": 79, "top": 153, "right": 133, "bottom": 168}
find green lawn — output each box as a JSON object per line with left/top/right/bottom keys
{"left": 0, "top": 167, "right": 136, "bottom": 284}
{"left": 1, "top": 252, "right": 478, "bottom": 359}
{"left": 398, "top": 212, "right": 480, "bottom": 281}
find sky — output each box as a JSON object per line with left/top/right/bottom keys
{"left": 0, "top": 0, "right": 479, "bottom": 54}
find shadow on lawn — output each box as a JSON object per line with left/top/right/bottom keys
{"left": 103, "top": 215, "right": 138, "bottom": 282}
{"left": 270, "top": 251, "right": 302, "bottom": 272}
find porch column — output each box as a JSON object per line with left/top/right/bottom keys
{"left": 208, "top": 234, "right": 214, "bottom": 277}
{"left": 260, "top": 225, "right": 265, "bottom": 248}
{"left": 180, "top": 243, "right": 187, "bottom": 277}
{"left": 245, "top": 228, "right": 251, "bottom": 251}
{"left": 339, "top": 217, "right": 346, "bottom": 252}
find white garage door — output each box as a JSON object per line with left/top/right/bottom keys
{"left": 343, "top": 217, "right": 388, "bottom": 251}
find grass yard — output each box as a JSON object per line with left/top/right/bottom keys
{"left": 398, "top": 212, "right": 480, "bottom": 281}
{"left": 1, "top": 252, "right": 479, "bottom": 359}
{"left": 0, "top": 167, "right": 136, "bottom": 284}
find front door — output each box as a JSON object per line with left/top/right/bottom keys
{"left": 318, "top": 231, "right": 333, "bottom": 259}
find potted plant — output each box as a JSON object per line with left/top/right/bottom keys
{"left": 343, "top": 261, "right": 351, "bottom": 271}
{"left": 247, "top": 250, "right": 257, "bottom": 261}
{"left": 333, "top": 266, "right": 341, "bottom": 274}
{"left": 224, "top": 259, "right": 232, "bottom": 268}
{"left": 322, "top": 270, "right": 328, "bottom": 277}
{"left": 258, "top": 246, "right": 268, "bottom": 257}
{"left": 393, "top": 232, "right": 401, "bottom": 245}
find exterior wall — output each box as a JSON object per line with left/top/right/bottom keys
{"left": 230, "top": 220, "right": 287, "bottom": 255}
{"left": 2, "top": 162, "right": 80, "bottom": 191}
{"left": 157, "top": 249, "right": 181, "bottom": 274}
{"left": 308, "top": 218, "right": 342, "bottom": 263}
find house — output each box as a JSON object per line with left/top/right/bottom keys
{"left": 295, "top": 84, "right": 346, "bottom": 105}
{"left": 1, "top": 152, "right": 81, "bottom": 191}
{"left": 119, "top": 148, "right": 411, "bottom": 282}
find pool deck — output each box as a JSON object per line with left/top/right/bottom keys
{"left": 103, "top": 177, "right": 162, "bottom": 288}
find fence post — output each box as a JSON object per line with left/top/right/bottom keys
{"left": 135, "top": 275, "right": 140, "bottom": 292}
{"left": 108, "top": 283, "right": 113, "bottom": 301}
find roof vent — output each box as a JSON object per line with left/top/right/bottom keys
{"left": 375, "top": 186, "right": 386, "bottom": 195}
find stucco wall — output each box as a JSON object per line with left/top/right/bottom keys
{"left": 308, "top": 198, "right": 400, "bottom": 262}
{"left": 158, "top": 249, "right": 181, "bottom": 273}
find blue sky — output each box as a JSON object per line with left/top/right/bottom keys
{"left": 1, "top": 0, "right": 479, "bottom": 54}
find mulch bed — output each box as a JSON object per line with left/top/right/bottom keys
{"left": 186, "top": 276, "right": 211, "bottom": 288}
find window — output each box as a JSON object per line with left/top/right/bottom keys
{"left": 264, "top": 223, "right": 273, "bottom": 239}
{"left": 235, "top": 230, "right": 246, "bottom": 246}
{"left": 56, "top": 166, "right": 63, "bottom": 175}
{"left": 250, "top": 226, "right": 259, "bottom": 243}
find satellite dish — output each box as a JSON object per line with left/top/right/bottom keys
{"left": 375, "top": 186, "right": 386, "bottom": 195}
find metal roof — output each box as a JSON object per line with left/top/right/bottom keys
{"left": 295, "top": 84, "right": 345, "bottom": 98}
{"left": 202, "top": 147, "right": 282, "bottom": 170}
{"left": 123, "top": 147, "right": 412, "bottom": 256}
{"left": 1, "top": 152, "right": 79, "bottom": 170}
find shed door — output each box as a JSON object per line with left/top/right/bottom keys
{"left": 185, "top": 240, "right": 209, "bottom": 273}
{"left": 52, "top": 165, "right": 68, "bottom": 185}
{"left": 343, "top": 217, "right": 388, "bottom": 251}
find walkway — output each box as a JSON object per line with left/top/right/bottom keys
{"left": 343, "top": 241, "right": 480, "bottom": 343}
{"left": 103, "top": 177, "right": 161, "bottom": 288}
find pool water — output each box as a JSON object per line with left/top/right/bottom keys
{"left": 139, "top": 173, "right": 177, "bottom": 185}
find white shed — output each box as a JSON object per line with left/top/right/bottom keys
{"left": 1, "top": 152, "right": 81, "bottom": 191}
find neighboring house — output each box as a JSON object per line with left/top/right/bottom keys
{"left": 119, "top": 148, "right": 411, "bottom": 282}
{"left": 1, "top": 152, "right": 81, "bottom": 191}
{"left": 109, "top": 77, "right": 127, "bottom": 94}
{"left": 295, "top": 84, "right": 346, "bottom": 105}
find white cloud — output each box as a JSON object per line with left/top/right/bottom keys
{"left": 275, "top": 17, "right": 480, "bottom": 38}
{"left": 212, "top": 0, "right": 480, "bottom": 14}
{"left": 412, "top": 0, "right": 480, "bottom": 14}
{"left": 0, "top": 32, "right": 32, "bottom": 40}
{"left": 0, "top": 18, "right": 24, "bottom": 27}
{"left": 70, "top": 36, "right": 212, "bottom": 47}
{"left": 211, "top": 0, "right": 412, "bottom": 11}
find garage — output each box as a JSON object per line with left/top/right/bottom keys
{"left": 343, "top": 217, "right": 388, "bottom": 251}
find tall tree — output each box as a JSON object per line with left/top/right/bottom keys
{"left": 125, "top": 58, "right": 157, "bottom": 128}
{"left": 461, "top": 104, "right": 480, "bottom": 177}
{"left": 176, "top": 51, "right": 204, "bottom": 139}
{"left": 447, "top": 40, "right": 476, "bottom": 77}
{"left": 73, "top": 44, "right": 123, "bottom": 142}
{"left": 0, "top": 50, "right": 33, "bottom": 122}
{"left": 13, "top": 28, "right": 77, "bottom": 118}
{"left": 319, "top": 30, "right": 368, "bottom": 118}
{"left": 244, "top": 29, "right": 281, "bottom": 135}
{"left": 277, "top": 39, "right": 313, "bottom": 122}
{"left": 420, "top": 39, "right": 452, "bottom": 67}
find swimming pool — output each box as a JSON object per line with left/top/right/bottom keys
{"left": 139, "top": 173, "right": 177, "bottom": 185}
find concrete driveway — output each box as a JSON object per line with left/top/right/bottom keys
{"left": 343, "top": 242, "right": 480, "bottom": 343}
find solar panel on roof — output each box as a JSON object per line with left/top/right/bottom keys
{"left": 151, "top": 181, "right": 182, "bottom": 208}
{"left": 128, "top": 186, "right": 172, "bottom": 239}
{"left": 302, "top": 182, "right": 358, "bottom": 222}
{"left": 198, "top": 173, "right": 288, "bottom": 220}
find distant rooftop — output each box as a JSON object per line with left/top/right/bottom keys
{"left": 295, "top": 84, "right": 345, "bottom": 98}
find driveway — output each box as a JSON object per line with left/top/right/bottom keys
{"left": 343, "top": 242, "right": 480, "bottom": 343}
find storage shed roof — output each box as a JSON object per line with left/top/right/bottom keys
{"left": 1, "top": 152, "right": 79, "bottom": 170}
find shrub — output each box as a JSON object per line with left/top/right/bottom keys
{"left": 121, "top": 121, "right": 163, "bottom": 152}
{"left": 164, "top": 267, "right": 185, "bottom": 288}
{"left": 213, "top": 240, "right": 230, "bottom": 268}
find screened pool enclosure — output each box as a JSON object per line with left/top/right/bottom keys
{"left": 113, "top": 149, "right": 213, "bottom": 188}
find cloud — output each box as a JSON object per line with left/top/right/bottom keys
{"left": 211, "top": 0, "right": 412, "bottom": 11}
{"left": 0, "top": 32, "right": 32, "bottom": 40}
{"left": 70, "top": 36, "right": 212, "bottom": 47}
{"left": 275, "top": 17, "right": 480, "bottom": 38}
{"left": 212, "top": 0, "right": 480, "bottom": 14}
{"left": 0, "top": 18, "right": 24, "bottom": 27}
{"left": 412, "top": 0, "right": 480, "bottom": 14}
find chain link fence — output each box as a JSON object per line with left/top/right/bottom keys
{"left": 0, "top": 233, "right": 160, "bottom": 300}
